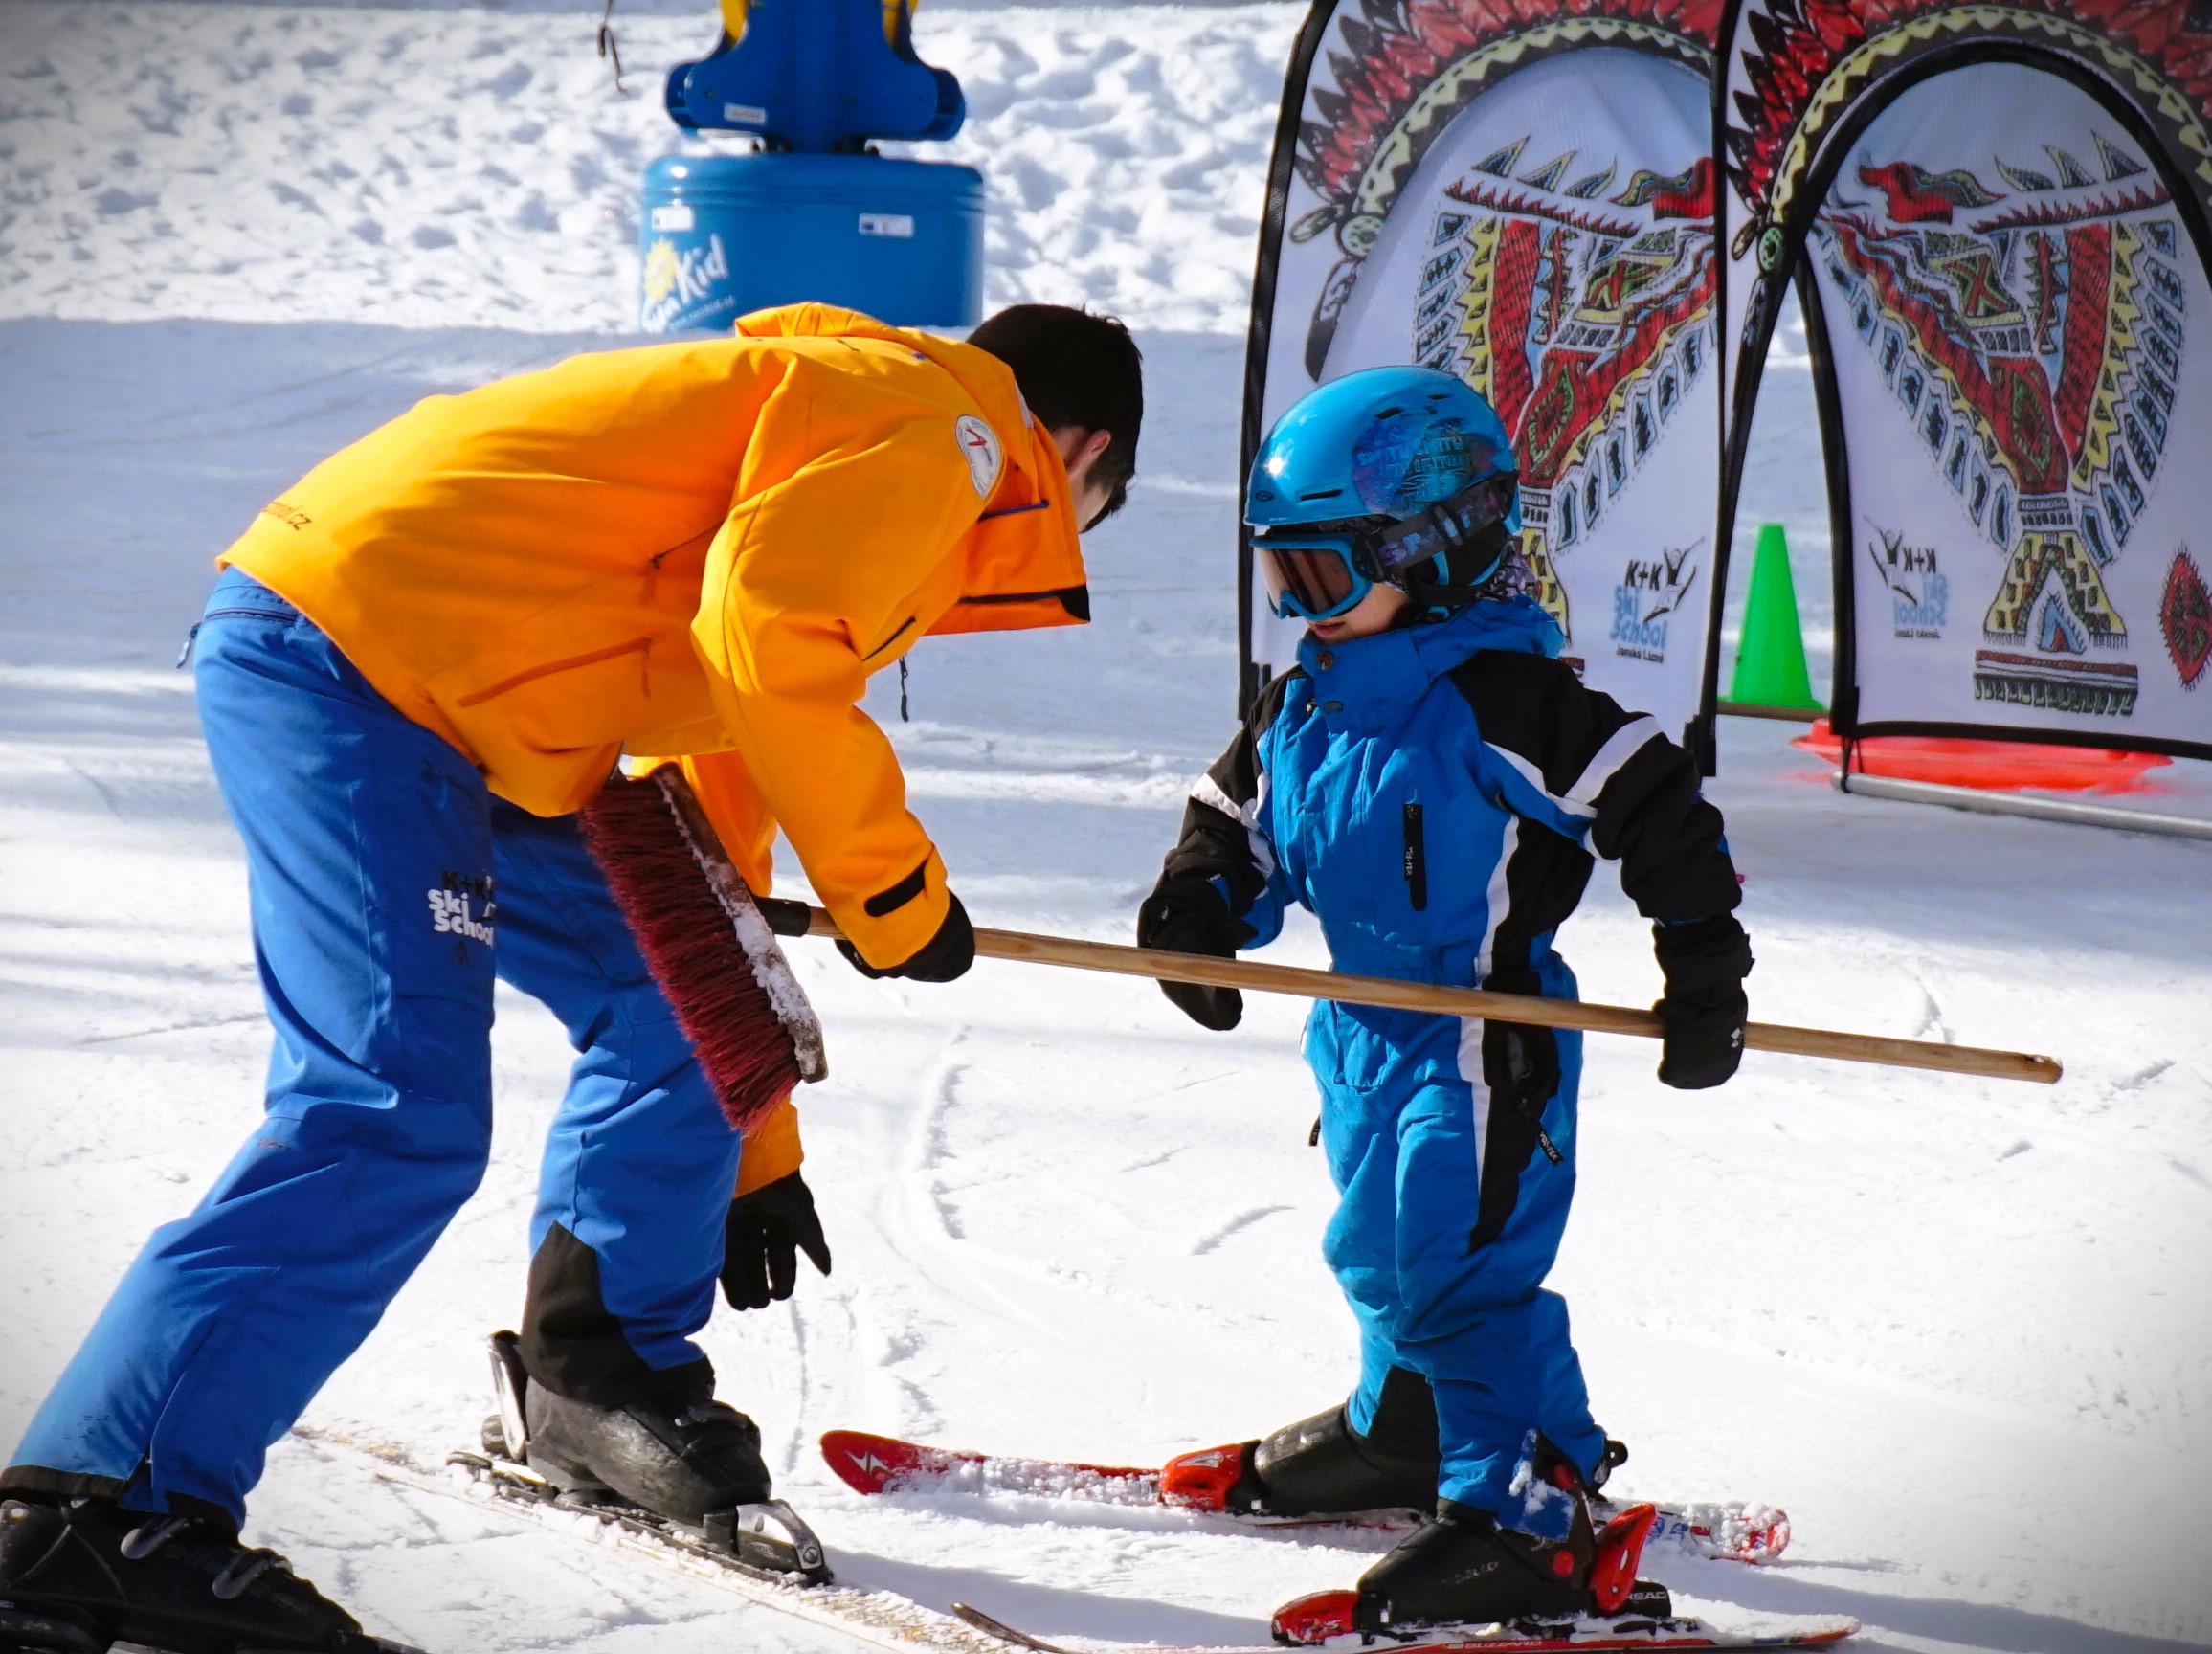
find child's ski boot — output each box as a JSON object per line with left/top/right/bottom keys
{"left": 1352, "top": 1499, "right": 1598, "bottom": 1630}
{"left": 1165, "top": 1369, "right": 1446, "bottom": 1518}
{"left": 1271, "top": 1435, "right": 1666, "bottom": 1642}
{"left": 0, "top": 1494, "right": 416, "bottom": 1653}
{"left": 1163, "top": 1370, "right": 1627, "bottom": 1526}
{"left": 1169, "top": 1404, "right": 1438, "bottom": 1518}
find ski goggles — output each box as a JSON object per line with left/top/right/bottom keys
{"left": 1255, "top": 472, "right": 1518, "bottom": 621}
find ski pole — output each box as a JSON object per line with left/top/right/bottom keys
{"left": 758, "top": 901, "right": 2061, "bottom": 1086}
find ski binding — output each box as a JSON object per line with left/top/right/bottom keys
{"left": 446, "top": 1448, "right": 829, "bottom": 1586}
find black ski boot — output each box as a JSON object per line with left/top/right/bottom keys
{"left": 472, "top": 1332, "right": 826, "bottom": 1583}
{"left": 1166, "top": 1366, "right": 1442, "bottom": 1518}
{"left": 1247, "top": 1404, "right": 1438, "bottom": 1516}
{"left": 521, "top": 1378, "right": 772, "bottom": 1528}
{"left": 0, "top": 1494, "right": 415, "bottom": 1654}
{"left": 1353, "top": 1499, "right": 1594, "bottom": 1630}
{"left": 1350, "top": 1435, "right": 1666, "bottom": 1631}
{"left": 480, "top": 1328, "right": 771, "bottom": 1526}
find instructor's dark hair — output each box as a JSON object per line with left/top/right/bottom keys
{"left": 968, "top": 304, "right": 1143, "bottom": 524}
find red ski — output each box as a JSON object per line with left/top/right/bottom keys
{"left": 948, "top": 1516, "right": 1847, "bottom": 1654}
{"left": 950, "top": 1596, "right": 1857, "bottom": 1653}
{"left": 818, "top": 1431, "right": 1791, "bottom": 1564}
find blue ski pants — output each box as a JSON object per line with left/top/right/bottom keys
{"left": 1309, "top": 968, "right": 1605, "bottom": 1526}
{"left": 6, "top": 570, "right": 744, "bottom": 1525}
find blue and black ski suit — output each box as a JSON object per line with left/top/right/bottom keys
{"left": 1161, "top": 597, "right": 1740, "bottom": 1522}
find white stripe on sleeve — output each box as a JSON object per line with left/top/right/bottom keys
{"left": 1563, "top": 716, "right": 1665, "bottom": 813}
{"left": 1190, "top": 771, "right": 1277, "bottom": 881}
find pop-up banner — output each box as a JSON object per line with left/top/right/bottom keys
{"left": 1242, "top": 0, "right": 1727, "bottom": 753}
{"left": 1718, "top": 0, "right": 2212, "bottom": 759}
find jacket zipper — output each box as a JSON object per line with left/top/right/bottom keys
{"left": 863, "top": 615, "right": 918, "bottom": 661}
{"left": 1402, "top": 801, "right": 1427, "bottom": 911}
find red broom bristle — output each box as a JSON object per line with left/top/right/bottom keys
{"left": 578, "top": 778, "right": 801, "bottom": 1131}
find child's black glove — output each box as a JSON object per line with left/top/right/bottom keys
{"left": 1652, "top": 914, "right": 1754, "bottom": 1089}
{"left": 1137, "top": 873, "right": 1255, "bottom": 1031}
{"left": 721, "top": 1171, "right": 833, "bottom": 1310}
{"left": 838, "top": 892, "right": 975, "bottom": 982}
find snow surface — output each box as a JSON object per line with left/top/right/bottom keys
{"left": 4, "top": 6, "right": 2212, "bottom": 1653}
{"left": 0, "top": 0, "right": 1299, "bottom": 332}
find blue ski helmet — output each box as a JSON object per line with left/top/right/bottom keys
{"left": 1247, "top": 366, "right": 1521, "bottom": 621}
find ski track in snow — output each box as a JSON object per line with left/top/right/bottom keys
{"left": 4, "top": 4, "right": 2212, "bottom": 1650}
{"left": 0, "top": 0, "right": 1300, "bottom": 333}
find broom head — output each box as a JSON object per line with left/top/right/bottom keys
{"left": 578, "top": 771, "right": 828, "bottom": 1131}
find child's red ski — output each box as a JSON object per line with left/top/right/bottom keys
{"left": 818, "top": 1431, "right": 1790, "bottom": 1565}
{"left": 949, "top": 1597, "right": 1857, "bottom": 1653}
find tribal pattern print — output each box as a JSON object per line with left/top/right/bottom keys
{"left": 1813, "top": 132, "right": 2185, "bottom": 715}
{"left": 1418, "top": 143, "right": 1716, "bottom": 636}
{"left": 1724, "top": 0, "right": 2212, "bottom": 266}
{"left": 1291, "top": 0, "right": 1718, "bottom": 373}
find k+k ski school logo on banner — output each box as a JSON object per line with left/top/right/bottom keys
{"left": 1866, "top": 525, "right": 1948, "bottom": 638}
{"left": 1812, "top": 131, "right": 2184, "bottom": 720}
{"left": 1609, "top": 541, "right": 1702, "bottom": 663}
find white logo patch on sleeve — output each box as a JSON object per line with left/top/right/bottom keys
{"left": 955, "top": 414, "right": 1003, "bottom": 499}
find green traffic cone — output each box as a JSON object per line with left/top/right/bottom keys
{"left": 1729, "top": 523, "right": 1823, "bottom": 711}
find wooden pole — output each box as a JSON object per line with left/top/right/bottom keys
{"left": 793, "top": 908, "right": 2062, "bottom": 1086}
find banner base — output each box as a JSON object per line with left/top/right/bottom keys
{"left": 1831, "top": 772, "right": 2212, "bottom": 841}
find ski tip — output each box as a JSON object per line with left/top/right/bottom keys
{"left": 1270, "top": 1588, "right": 1360, "bottom": 1647}
{"left": 819, "top": 1429, "right": 918, "bottom": 1494}
{"left": 952, "top": 1601, "right": 1079, "bottom": 1654}
{"left": 1797, "top": 1617, "right": 1861, "bottom": 1645}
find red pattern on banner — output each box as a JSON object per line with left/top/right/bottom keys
{"left": 1727, "top": 1, "right": 2212, "bottom": 221}
{"left": 1515, "top": 273, "right": 1712, "bottom": 481}
{"left": 1858, "top": 161, "right": 2001, "bottom": 222}
{"left": 2165, "top": 550, "right": 2212, "bottom": 686}
{"left": 1823, "top": 217, "right": 2072, "bottom": 494}
{"left": 1299, "top": 0, "right": 1720, "bottom": 218}
{"left": 2052, "top": 223, "right": 2112, "bottom": 464}
{"left": 1486, "top": 217, "right": 1545, "bottom": 433}
{"left": 1618, "top": 156, "right": 1716, "bottom": 217}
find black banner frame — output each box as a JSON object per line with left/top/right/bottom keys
{"left": 1236, "top": 0, "right": 1338, "bottom": 722}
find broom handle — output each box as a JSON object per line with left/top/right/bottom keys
{"left": 773, "top": 904, "right": 2061, "bottom": 1085}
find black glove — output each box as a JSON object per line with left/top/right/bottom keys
{"left": 1136, "top": 873, "right": 1255, "bottom": 1031}
{"left": 720, "top": 1171, "right": 833, "bottom": 1311}
{"left": 1481, "top": 968, "right": 1561, "bottom": 1121}
{"left": 1652, "top": 914, "right": 1754, "bottom": 1089}
{"left": 838, "top": 892, "right": 975, "bottom": 982}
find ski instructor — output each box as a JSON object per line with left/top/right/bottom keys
{"left": 0, "top": 302, "right": 1143, "bottom": 1654}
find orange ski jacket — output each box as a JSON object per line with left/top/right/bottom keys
{"left": 220, "top": 303, "right": 1088, "bottom": 979}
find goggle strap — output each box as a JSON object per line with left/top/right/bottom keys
{"left": 1369, "top": 473, "right": 1516, "bottom": 575}
{"left": 1396, "top": 521, "right": 1512, "bottom": 608}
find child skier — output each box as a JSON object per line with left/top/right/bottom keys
{"left": 1137, "top": 367, "right": 1752, "bottom": 1631}
{"left": 0, "top": 302, "right": 1143, "bottom": 1654}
